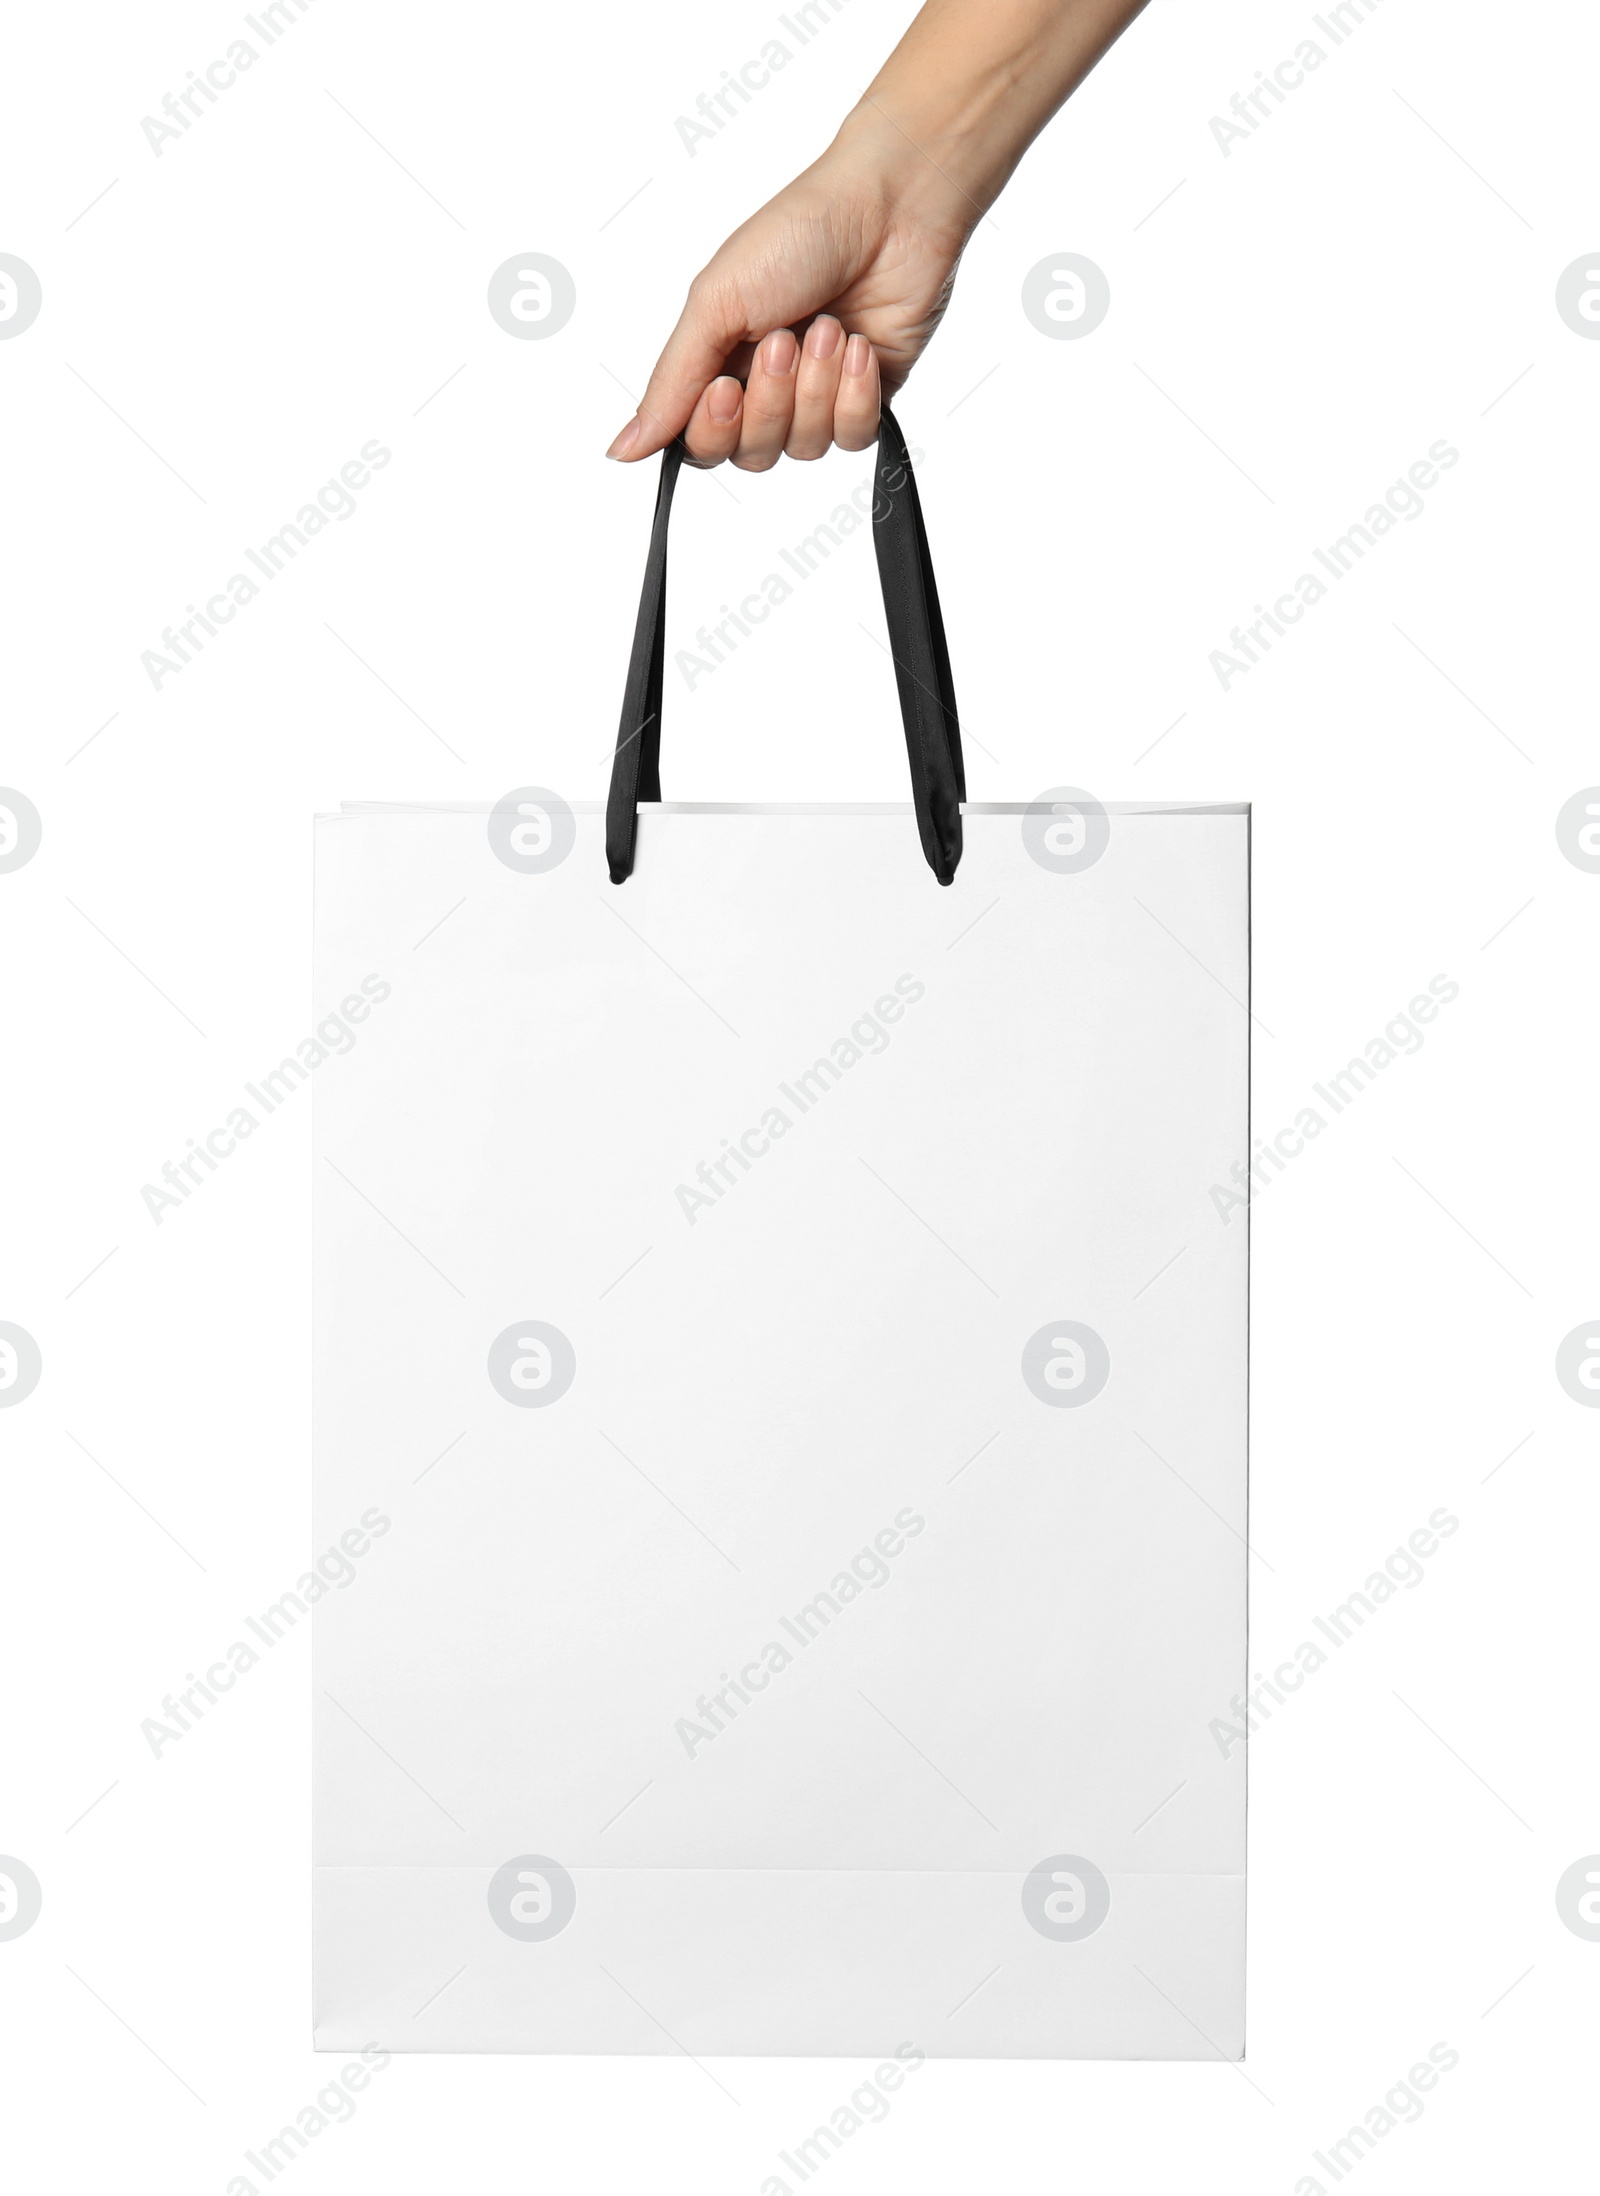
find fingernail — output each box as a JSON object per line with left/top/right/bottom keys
{"left": 606, "top": 417, "right": 640, "bottom": 459}
{"left": 762, "top": 328, "right": 798, "bottom": 374}
{"left": 844, "top": 334, "right": 871, "bottom": 376}
{"left": 805, "top": 316, "right": 841, "bottom": 360}
{"left": 707, "top": 375, "right": 742, "bottom": 424}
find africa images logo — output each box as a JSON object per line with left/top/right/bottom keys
{"left": 674, "top": 976, "right": 925, "bottom": 1223}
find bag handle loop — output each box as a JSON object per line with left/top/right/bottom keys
{"left": 605, "top": 402, "right": 964, "bottom": 885}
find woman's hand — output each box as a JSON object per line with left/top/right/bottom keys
{"left": 605, "top": 128, "right": 972, "bottom": 471}
{"left": 604, "top": 2, "right": 1150, "bottom": 470}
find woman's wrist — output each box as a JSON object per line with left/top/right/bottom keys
{"left": 825, "top": 0, "right": 1149, "bottom": 237}
{"left": 820, "top": 99, "right": 1001, "bottom": 248}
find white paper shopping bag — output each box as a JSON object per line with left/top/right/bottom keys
{"left": 313, "top": 411, "right": 1249, "bottom": 2058}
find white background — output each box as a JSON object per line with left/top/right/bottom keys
{"left": 1, "top": 0, "right": 1596, "bottom": 2188}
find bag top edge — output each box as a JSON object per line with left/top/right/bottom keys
{"left": 322, "top": 800, "right": 1251, "bottom": 820}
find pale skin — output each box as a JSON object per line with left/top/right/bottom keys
{"left": 606, "top": 0, "right": 1150, "bottom": 470}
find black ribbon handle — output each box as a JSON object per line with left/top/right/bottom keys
{"left": 605, "top": 402, "right": 965, "bottom": 886}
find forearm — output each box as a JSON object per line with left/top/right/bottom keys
{"left": 832, "top": 0, "right": 1150, "bottom": 226}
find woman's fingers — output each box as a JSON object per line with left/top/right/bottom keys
{"left": 833, "top": 333, "right": 881, "bottom": 451}
{"left": 610, "top": 279, "right": 745, "bottom": 460}
{"left": 731, "top": 328, "right": 799, "bottom": 471}
{"left": 737, "top": 325, "right": 879, "bottom": 465}
{"left": 615, "top": 326, "right": 880, "bottom": 469}
{"left": 683, "top": 375, "right": 745, "bottom": 466}
{"left": 786, "top": 315, "right": 846, "bottom": 459}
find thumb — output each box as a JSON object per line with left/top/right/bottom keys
{"left": 609, "top": 285, "right": 745, "bottom": 461}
